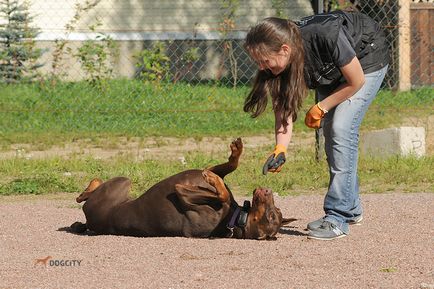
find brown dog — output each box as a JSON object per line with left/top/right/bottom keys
{"left": 71, "top": 138, "right": 294, "bottom": 240}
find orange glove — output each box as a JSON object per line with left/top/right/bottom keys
{"left": 262, "top": 144, "right": 286, "bottom": 175}
{"left": 305, "top": 103, "right": 328, "bottom": 129}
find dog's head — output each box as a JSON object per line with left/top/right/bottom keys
{"left": 243, "top": 187, "right": 284, "bottom": 240}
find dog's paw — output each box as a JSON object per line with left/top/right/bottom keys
{"left": 230, "top": 138, "right": 243, "bottom": 158}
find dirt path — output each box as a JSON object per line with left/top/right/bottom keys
{"left": 0, "top": 134, "right": 315, "bottom": 161}
{"left": 1, "top": 192, "right": 433, "bottom": 289}
{"left": 1, "top": 114, "right": 433, "bottom": 161}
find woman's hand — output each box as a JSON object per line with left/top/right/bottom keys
{"left": 262, "top": 144, "right": 286, "bottom": 175}
{"left": 305, "top": 57, "right": 365, "bottom": 129}
{"left": 305, "top": 103, "right": 328, "bottom": 129}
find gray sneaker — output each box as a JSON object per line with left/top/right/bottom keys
{"left": 349, "top": 215, "right": 363, "bottom": 226}
{"left": 307, "top": 215, "right": 363, "bottom": 230}
{"left": 307, "top": 217, "right": 326, "bottom": 231}
{"left": 308, "top": 221, "right": 347, "bottom": 240}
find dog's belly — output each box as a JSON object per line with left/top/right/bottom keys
{"left": 109, "top": 197, "right": 227, "bottom": 237}
{"left": 104, "top": 169, "right": 229, "bottom": 237}
{"left": 108, "top": 198, "right": 185, "bottom": 237}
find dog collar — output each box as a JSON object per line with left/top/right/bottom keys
{"left": 226, "top": 200, "right": 251, "bottom": 237}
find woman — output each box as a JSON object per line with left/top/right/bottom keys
{"left": 243, "top": 10, "right": 389, "bottom": 240}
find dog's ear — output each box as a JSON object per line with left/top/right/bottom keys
{"left": 266, "top": 209, "right": 280, "bottom": 224}
{"left": 281, "top": 217, "right": 297, "bottom": 226}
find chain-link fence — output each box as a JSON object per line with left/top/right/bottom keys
{"left": 1, "top": 0, "right": 432, "bottom": 88}
{"left": 0, "top": 0, "right": 432, "bottom": 144}
{"left": 327, "top": 0, "right": 433, "bottom": 90}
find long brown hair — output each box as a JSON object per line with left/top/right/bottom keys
{"left": 243, "top": 17, "right": 307, "bottom": 127}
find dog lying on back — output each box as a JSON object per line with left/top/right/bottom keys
{"left": 71, "top": 138, "right": 294, "bottom": 240}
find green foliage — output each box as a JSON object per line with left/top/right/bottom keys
{"left": 74, "top": 20, "right": 119, "bottom": 88}
{"left": 0, "top": 0, "right": 44, "bottom": 83}
{"left": 134, "top": 41, "right": 171, "bottom": 83}
{"left": 362, "top": 87, "right": 434, "bottom": 130}
{"left": 8, "top": 178, "right": 40, "bottom": 194}
{"left": 271, "top": 0, "right": 287, "bottom": 18}
{"left": 173, "top": 46, "right": 200, "bottom": 83}
{"left": 0, "top": 82, "right": 432, "bottom": 146}
{"left": 0, "top": 147, "right": 432, "bottom": 196}
{"left": 183, "top": 47, "right": 200, "bottom": 63}
{"left": 219, "top": 0, "right": 239, "bottom": 87}
{"left": 0, "top": 81, "right": 432, "bottom": 196}
{"left": 219, "top": 0, "right": 239, "bottom": 33}
{"left": 50, "top": 0, "right": 101, "bottom": 82}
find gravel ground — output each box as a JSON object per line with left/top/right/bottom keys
{"left": 1, "top": 192, "right": 433, "bottom": 289}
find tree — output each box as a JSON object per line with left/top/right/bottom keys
{"left": 0, "top": 0, "right": 44, "bottom": 83}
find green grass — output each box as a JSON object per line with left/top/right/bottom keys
{"left": 1, "top": 146, "right": 432, "bottom": 196}
{"left": 0, "top": 80, "right": 265, "bottom": 146}
{"left": 0, "top": 81, "right": 432, "bottom": 196}
{"left": 0, "top": 81, "right": 432, "bottom": 147}
{"left": 363, "top": 87, "right": 433, "bottom": 129}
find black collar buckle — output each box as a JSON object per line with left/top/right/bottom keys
{"left": 236, "top": 200, "right": 250, "bottom": 228}
{"left": 227, "top": 200, "right": 251, "bottom": 237}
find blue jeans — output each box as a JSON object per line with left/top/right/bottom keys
{"left": 317, "top": 65, "right": 388, "bottom": 234}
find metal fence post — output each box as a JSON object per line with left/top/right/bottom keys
{"left": 318, "top": 0, "right": 323, "bottom": 13}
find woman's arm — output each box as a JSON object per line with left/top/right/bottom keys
{"left": 261, "top": 109, "right": 293, "bottom": 174}
{"left": 319, "top": 56, "right": 365, "bottom": 111}
{"left": 274, "top": 109, "right": 293, "bottom": 148}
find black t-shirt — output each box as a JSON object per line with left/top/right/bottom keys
{"left": 317, "top": 28, "right": 357, "bottom": 95}
{"left": 332, "top": 27, "right": 356, "bottom": 67}
{"left": 299, "top": 11, "right": 389, "bottom": 90}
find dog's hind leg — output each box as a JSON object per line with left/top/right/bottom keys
{"left": 76, "top": 178, "right": 103, "bottom": 203}
{"left": 207, "top": 138, "right": 243, "bottom": 179}
{"left": 202, "top": 170, "right": 230, "bottom": 203}
{"left": 174, "top": 170, "right": 231, "bottom": 209}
